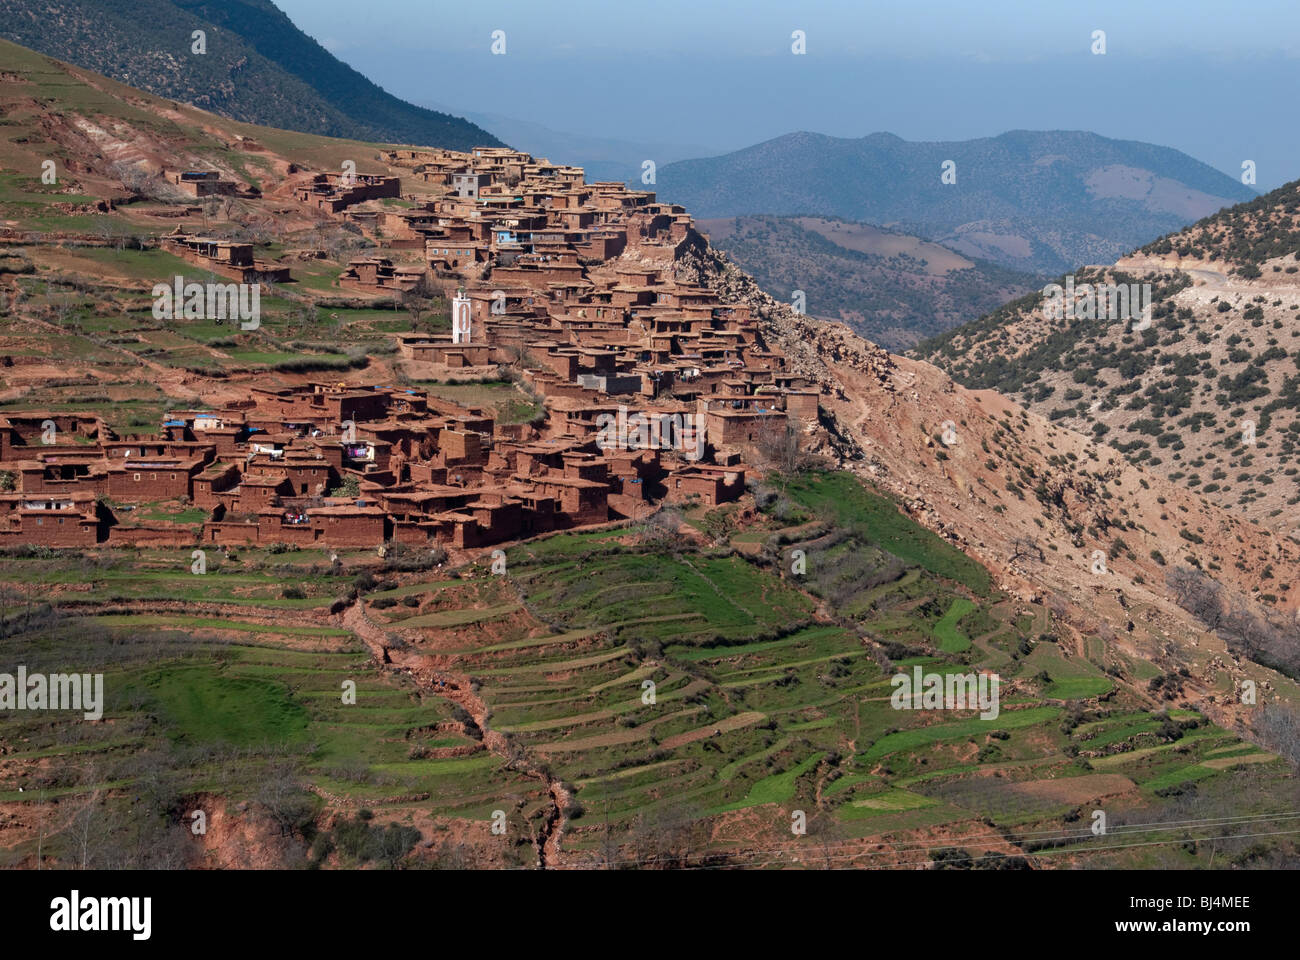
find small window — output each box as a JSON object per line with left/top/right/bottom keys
{"left": 133, "top": 473, "right": 141, "bottom": 481}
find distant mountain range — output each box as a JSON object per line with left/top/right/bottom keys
{"left": 658, "top": 130, "right": 1257, "bottom": 274}
{"left": 699, "top": 215, "right": 1043, "bottom": 351}
{"left": 0, "top": 0, "right": 501, "bottom": 151}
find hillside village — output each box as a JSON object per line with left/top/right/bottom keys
{"left": 4, "top": 34, "right": 1300, "bottom": 878}
{"left": 0, "top": 145, "right": 823, "bottom": 551}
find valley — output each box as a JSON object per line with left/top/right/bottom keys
{"left": 0, "top": 30, "right": 1298, "bottom": 876}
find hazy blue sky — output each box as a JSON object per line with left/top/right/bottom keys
{"left": 276, "top": 0, "right": 1300, "bottom": 188}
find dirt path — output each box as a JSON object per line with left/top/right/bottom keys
{"left": 680, "top": 555, "right": 760, "bottom": 621}
{"left": 340, "top": 600, "right": 570, "bottom": 867}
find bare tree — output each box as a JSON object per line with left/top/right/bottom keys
{"left": 626, "top": 802, "right": 709, "bottom": 869}
{"left": 638, "top": 506, "right": 685, "bottom": 550}
{"left": 755, "top": 409, "right": 804, "bottom": 476}
{"left": 402, "top": 286, "right": 427, "bottom": 329}
{"left": 255, "top": 762, "right": 316, "bottom": 839}
{"left": 809, "top": 808, "right": 847, "bottom": 869}
{"left": 200, "top": 198, "right": 220, "bottom": 230}
{"left": 46, "top": 284, "right": 79, "bottom": 327}
{"left": 1010, "top": 537, "right": 1045, "bottom": 564}
{"left": 1251, "top": 704, "right": 1300, "bottom": 770}
{"left": 74, "top": 786, "right": 102, "bottom": 869}
{"left": 1166, "top": 566, "right": 1224, "bottom": 631}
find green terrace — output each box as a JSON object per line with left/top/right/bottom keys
{"left": 0, "top": 470, "right": 1290, "bottom": 866}
{"left": 0, "top": 636, "right": 539, "bottom": 832}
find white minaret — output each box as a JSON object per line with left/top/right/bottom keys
{"left": 451, "top": 288, "right": 473, "bottom": 344}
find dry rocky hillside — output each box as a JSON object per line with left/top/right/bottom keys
{"left": 914, "top": 180, "right": 1300, "bottom": 541}
{"left": 685, "top": 242, "right": 1300, "bottom": 721}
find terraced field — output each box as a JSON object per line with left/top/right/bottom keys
{"left": 0, "top": 471, "right": 1292, "bottom": 868}
{"left": 343, "top": 473, "right": 1291, "bottom": 865}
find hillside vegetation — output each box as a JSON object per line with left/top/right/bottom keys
{"left": 0, "top": 0, "right": 501, "bottom": 151}
{"left": 914, "top": 180, "right": 1300, "bottom": 534}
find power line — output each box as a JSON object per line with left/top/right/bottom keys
{"left": 553, "top": 808, "right": 1300, "bottom": 869}
{"left": 699, "top": 828, "right": 1300, "bottom": 871}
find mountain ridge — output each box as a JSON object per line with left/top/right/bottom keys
{"left": 658, "top": 129, "right": 1256, "bottom": 274}
{"left": 697, "top": 214, "right": 1044, "bottom": 350}
{"left": 0, "top": 0, "right": 502, "bottom": 151}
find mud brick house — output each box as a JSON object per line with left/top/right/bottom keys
{"left": 528, "top": 474, "right": 609, "bottom": 526}
{"left": 170, "top": 420, "right": 244, "bottom": 455}
{"left": 241, "top": 451, "right": 336, "bottom": 497}
{"left": 163, "top": 231, "right": 291, "bottom": 284}
{"left": 396, "top": 333, "right": 492, "bottom": 367}
{"left": 107, "top": 455, "right": 206, "bottom": 501}
{"left": 171, "top": 170, "right": 236, "bottom": 198}
{"left": 0, "top": 492, "right": 98, "bottom": 546}
{"left": 380, "top": 207, "right": 440, "bottom": 239}
{"left": 466, "top": 289, "right": 539, "bottom": 324}
{"left": 703, "top": 406, "right": 785, "bottom": 448}
{"left": 462, "top": 494, "right": 524, "bottom": 544}
{"left": 379, "top": 485, "right": 474, "bottom": 519}
{"left": 381, "top": 148, "right": 462, "bottom": 169}
{"left": 537, "top": 349, "right": 581, "bottom": 380}
{"left": 262, "top": 504, "right": 385, "bottom": 545}
{"left": 294, "top": 173, "right": 400, "bottom": 213}
{"left": 490, "top": 259, "right": 587, "bottom": 287}
{"left": 577, "top": 373, "right": 643, "bottom": 395}
{"left": 783, "top": 391, "right": 820, "bottom": 421}
{"left": 192, "top": 462, "right": 241, "bottom": 508}
{"left": 340, "top": 257, "right": 428, "bottom": 292}
{"left": 426, "top": 239, "right": 484, "bottom": 272}
{"left": 435, "top": 430, "right": 486, "bottom": 470}
{"left": 102, "top": 439, "right": 215, "bottom": 463}
{"left": 225, "top": 476, "right": 292, "bottom": 512}
{"left": 664, "top": 465, "right": 746, "bottom": 506}
{"left": 12, "top": 457, "right": 107, "bottom": 496}
{"left": 202, "top": 502, "right": 385, "bottom": 547}
{"left": 0, "top": 413, "right": 106, "bottom": 458}
{"left": 340, "top": 437, "right": 393, "bottom": 474}
{"left": 247, "top": 383, "right": 389, "bottom": 429}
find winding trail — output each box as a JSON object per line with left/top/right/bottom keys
{"left": 340, "top": 600, "right": 570, "bottom": 867}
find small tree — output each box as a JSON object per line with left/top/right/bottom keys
{"left": 330, "top": 475, "right": 361, "bottom": 498}
{"left": 255, "top": 766, "right": 316, "bottom": 840}
{"left": 1010, "top": 537, "right": 1045, "bottom": 564}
